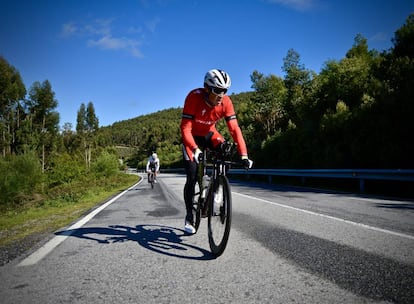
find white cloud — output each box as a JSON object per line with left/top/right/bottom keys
{"left": 61, "top": 18, "right": 146, "bottom": 58}
{"left": 61, "top": 18, "right": 113, "bottom": 37}
{"left": 146, "top": 17, "right": 161, "bottom": 33}
{"left": 128, "top": 26, "right": 143, "bottom": 34}
{"left": 266, "top": 0, "right": 316, "bottom": 11}
{"left": 61, "top": 22, "right": 77, "bottom": 37}
{"left": 85, "top": 18, "right": 113, "bottom": 36}
{"left": 87, "top": 35, "right": 143, "bottom": 58}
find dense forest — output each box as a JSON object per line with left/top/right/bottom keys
{"left": 98, "top": 108, "right": 183, "bottom": 169}
{"left": 1, "top": 14, "right": 413, "bottom": 206}
{"left": 104, "top": 14, "right": 414, "bottom": 170}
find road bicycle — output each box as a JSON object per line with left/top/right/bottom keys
{"left": 191, "top": 140, "right": 244, "bottom": 257}
{"left": 148, "top": 169, "right": 156, "bottom": 189}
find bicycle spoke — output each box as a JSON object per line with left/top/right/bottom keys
{"left": 208, "top": 175, "right": 231, "bottom": 257}
{"left": 192, "top": 189, "right": 202, "bottom": 231}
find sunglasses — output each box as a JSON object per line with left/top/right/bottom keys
{"left": 210, "top": 87, "right": 227, "bottom": 95}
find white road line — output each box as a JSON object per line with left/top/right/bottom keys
{"left": 234, "top": 192, "right": 414, "bottom": 241}
{"left": 18, "top": 180, "right": 141, "bottom": 267}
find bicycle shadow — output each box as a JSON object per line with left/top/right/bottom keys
{"left": 55, "top": 224, "right": 215, "bottom": 260}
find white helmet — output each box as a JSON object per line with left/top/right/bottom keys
{"left": 152, "top": 153, "right": 157, "bottom": 159}
{"left": 204, "top": 69, "right": 231, "bottom": 89}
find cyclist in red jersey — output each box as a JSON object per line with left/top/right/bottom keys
{"left": 180, "top": 69, "right": 253, "bottom": 234}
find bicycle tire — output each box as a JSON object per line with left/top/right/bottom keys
{"left": 207, "top": 175, "right": 232, "bottom": 257}
{"left": 192, "top": 188, "right": 202, "bottom": 231}
{"left": 149, "top": 173, "right": 154, "bottom": 189}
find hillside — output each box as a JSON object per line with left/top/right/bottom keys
{"left": 99, "top": 107, "right": 184, "bottom": 168}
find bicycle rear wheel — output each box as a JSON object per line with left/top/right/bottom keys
{"left": 208, "top": 175, "right": 231, "bottom": 257}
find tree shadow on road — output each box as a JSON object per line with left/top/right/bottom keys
{"left": 55, "top": 224, "right": 215, "bottom": 260}
{"left": 235, "top": 212, "right": 414, "bottom": 304}
{"left": 374, "top": 202, "right": 414, "bottom": 210}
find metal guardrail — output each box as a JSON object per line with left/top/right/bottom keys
{"left": 159, "top": 168, "right": 414, "bottom": 192}
{"left": 228, "top": 169, "right": 414, "bottom": 192}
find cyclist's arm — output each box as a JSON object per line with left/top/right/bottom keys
{"left": 227, "top": 119, "right": 247, "bottom": 157}
{"left": 181, "top": 119, "right": 198, "bottom": 148}
{"left": 223, "top": 99, "right": 248, "bottom": 157}
{"left": 181, "top": 93, "right": 198, "bottom": 152}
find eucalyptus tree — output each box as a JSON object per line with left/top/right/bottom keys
{"left": 282, "top": 48, "right": 313, "bottom": 126}
{"left": 27, "top": 80, "right": 59, "bottom": 172}
{"left": 61, "top": 122, "right": 76, "bottom": 153}
{"left": 76, "top": 101, "right": 99, "bottom": 169}
{"left": 249, "top": 71, "right": 288, "bottom": 141}
{"left": 0, "top": 56, "right": 26, "bottom": 157}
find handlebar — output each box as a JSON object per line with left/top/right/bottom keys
{"left": 196, "top": 132, "right": 252, "bottom": 169}
{"left": 198, "top": 141, "right": 248, "bottom": 168}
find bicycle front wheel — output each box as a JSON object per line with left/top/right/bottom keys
{"left": 192, "top": 186, "right": 202, "bottom": 231}
{"left": 208, "top": 175, "right": 232, "bottom": 257}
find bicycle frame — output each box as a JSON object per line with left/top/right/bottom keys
{"left": 198, "top": 141, "right": 237, "bottom": 186}
{"left": 148, "top": 170, "right": 155, "bottom": 189}
{"left": 192, "top": 141, "right": 240, "bottom": 256}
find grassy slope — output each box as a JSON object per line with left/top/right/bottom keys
{"left": 0, "top": 174, "right": 139, "bottom": 247}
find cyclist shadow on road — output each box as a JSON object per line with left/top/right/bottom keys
{"left": 55, "top": 224, "right": 215, "bottom": 260}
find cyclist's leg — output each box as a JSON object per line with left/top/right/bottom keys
{"left": 155, "top": 165, "right": 159, "bottom": 181}
{"left": 152, "top": 168, "right": 157, "bottom": 183}
{"left": 183, "top": 159, "right": 198, "bottom": 223}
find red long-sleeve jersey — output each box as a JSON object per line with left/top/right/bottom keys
{"left": 180, "top": 88, "right": 248, "bottom": 160}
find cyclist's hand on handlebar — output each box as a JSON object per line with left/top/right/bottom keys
{"left": 241, "top": 156, "right": 253, "bottom": 169}
{"left": 194, "top": 148, "right": 202, "bottom": 164}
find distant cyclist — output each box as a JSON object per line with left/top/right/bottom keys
{"left": 180, "top": 69, "right": 253, "bottom": 234}
{"left": 146, "top": 152, "right": 160, "bottom": 183}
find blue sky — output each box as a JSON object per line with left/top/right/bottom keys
{"left": 1, "top": 0, "right": 413, "bottom": 128}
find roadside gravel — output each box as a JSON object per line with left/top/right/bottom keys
{"left": 0, "top": 231, "right": 51, "bottom": 266}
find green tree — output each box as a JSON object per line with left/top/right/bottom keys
{"left": 86, "top": 102, "right": 99, "bottom": 132}
{"left": 249, "top": 71, "right": 287, "bottom": 142}
{"left": 367, "top": 13, "right": 414, "bottom": 168}
{"left": 27, "top": 80, "right": 60, "bottom": 172}
{"left": 77, "top": 102, "right": 99, "bottom": 169}
{"left": 61, "top": 122, "right": 77, "bottom": 153}
{"left": 282, "top": 48, "right": 313, "bottom": 126}
{"left": 0, "top": 56, "right": 26, "bottom": 157}
{"left": 392, "top": 13, "right": 414, "bottom": 59}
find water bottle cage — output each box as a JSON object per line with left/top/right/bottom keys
{"left": 200, "top": 174, "right": 210, "bottom": 199}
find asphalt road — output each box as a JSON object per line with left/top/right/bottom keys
{"left": 0, "top": 173, "right": 413, "bottom": 304}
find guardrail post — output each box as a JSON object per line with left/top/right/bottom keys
{"left": 268, "top": 175, "right": 272, "bottom": 184}
{"left": 359, "top": 179, "right": 365, "bottom": 192}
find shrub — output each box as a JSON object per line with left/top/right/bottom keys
{"left": 0, "top": 152, "right": 43, "bottom": 206}
{"left": 47, "top": 152, "right": 85, "bottom": 186}
{"left": 91, "top": 151, "right": 119, "bottom": 178}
